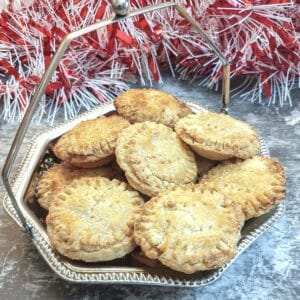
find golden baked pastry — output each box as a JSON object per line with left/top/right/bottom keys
{"left": 175, "top": 111, "right": 261, "bottom": 160}
{"left": 52, "top": 115, "right": 130, "bottom": 168}
{"left": 46, "top": 177, "right": 144, "bottom": 262}
{"left": 134, "top": 185, "right": 244, "bottom": 274}
{"left": 37, "top": 163, "right": 121, "bottom": 210}
{"left": 199, "top": 156, "right": 286, "bottom": 219}
{"left": 114, "top": 88, "right": 192, "bottom": 128}
{"left": 115, "top": 121, "right": 197, "bottom": 197}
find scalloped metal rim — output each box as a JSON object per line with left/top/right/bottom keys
{"left": 2, "top": 101, "right": 285, "bottom": 287}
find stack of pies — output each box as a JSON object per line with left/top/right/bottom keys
{"left": 35, "top": 88, "right": 285, "bottom": 274}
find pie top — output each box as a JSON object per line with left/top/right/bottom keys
{"left": 46, "top": 177, "right": 144, "bottom": 262}
{"left": 114, "top": 88, "right": 192, "bottom": 128}
{"left": 37, "top": 163, "right": 121, "bottom": 210}
{"left": 199, "top": 156, "right": 286, "bottom": 219}
{"left": 134, "top": 185, "right": 244, "bottom": 274}
{"left": 115, "top": 121, "right": 197, "bottom": 197}
{"left": 175, "top": 111, "right": 261, "bottom": 160}
{"left": 52, "top": 114, "right": 130, "bottom": 167}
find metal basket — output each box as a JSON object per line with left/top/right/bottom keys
{"left": 1, "top": 1, "right": 284, "bottom": 286}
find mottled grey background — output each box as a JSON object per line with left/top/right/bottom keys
{"left": 0, "top": 76, "right": 299, "bottom": 300}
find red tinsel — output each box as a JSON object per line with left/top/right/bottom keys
{"left": 0, "top": 0, "right": 299, "bottom": 121}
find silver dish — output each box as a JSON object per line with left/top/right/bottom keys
{"left": 2, "top": 101, "right": 285, "bottom": 287}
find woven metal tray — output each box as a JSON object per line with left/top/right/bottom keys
{"left": 2, "top": 101, "right": 285, "bottom": 287}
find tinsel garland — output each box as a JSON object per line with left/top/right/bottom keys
{"left": 0, "top": 0, "right": 299, "bottom": 122}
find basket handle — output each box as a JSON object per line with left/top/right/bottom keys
{"left": 1, "top": 1, "right": 230, "bottom": 237}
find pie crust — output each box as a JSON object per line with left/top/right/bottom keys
{"left": 37, "top": 163, "right": 121, "bottom": 210}
{"left": 52, "top": 115, "right": 130, "bottom": 168}
{"left": 46, "top": 177, "right": 144, "bottom": 262}
{"left": 199, "top": 156, "right": 286, "bottom": 219}
{"left": 134, "top": 185, "right": 244, "bottom": 274}
{"left": 115, "top": 121, "right": 197, "bottom": 197}
{"left": 114, "top": 88, "right": 192, "bottom": 128}
{"left": 175, "top": 111, "right": 261, "bottom": 160}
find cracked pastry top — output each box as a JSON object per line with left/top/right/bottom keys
{"left": 175, "top": 111, "right": 261, "bottom": 160}
{"left": 199, "top": 156, "right": 286, "bottom": 219}
{"left": 37, "top": 163, "right": 121, "bottom": 210}
{"left": 46, "top": 177, "right": 144, "bottom": 262}
{"left": 114, "top": 88, "right": 192, "bottom": 128}
{"left": 52, "top": 114, "right": 130, "bottom": 168}
{"left": 115, "top": 121, "right": 197, "bottom": 197}
{"left": 134, "top": 185, "right": 244, "bottom": 274}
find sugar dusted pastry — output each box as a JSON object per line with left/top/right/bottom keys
{"left": 175, "top": 111, "right": 261, "bottom": 160}
{"left": 114, "top": 88, "right": 192, "bottom": 128}
{"left": 37, "top": 163, "right": 121, "bottom": 210}
{"left": 46, "top": 177, "right": 144, "bottom": 262}
{"left": 115, "top": 121, "right": 197, "bottom": 197}
{"left": 199, "top": 156, "right": 286, "bottom": 219}
{"left": 52, "top": 115, "right": 130, "bottom": 168}
{"left": 134, "top": 185, "right": 244, "bottom": 274}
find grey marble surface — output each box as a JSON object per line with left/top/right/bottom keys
{"left": 0, "top": 77, "right": 299, "bottom": 300}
